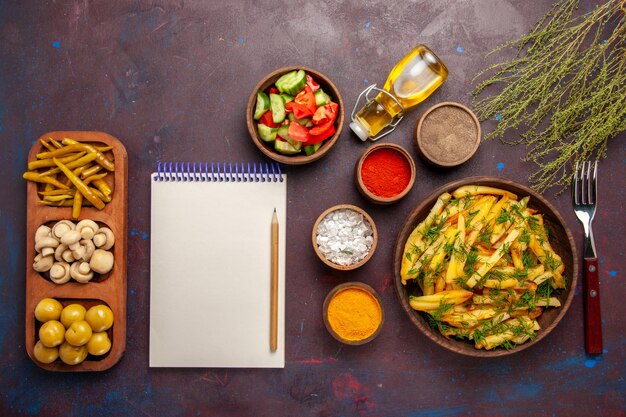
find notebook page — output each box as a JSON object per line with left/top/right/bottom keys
{"left": 149, "top": 174, "right": 286, "bottom": 367}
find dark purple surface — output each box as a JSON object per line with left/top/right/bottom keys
{"left": 1, "top": 1, "right": 624, "bottom": 416}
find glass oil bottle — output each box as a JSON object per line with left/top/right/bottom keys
{"left": 350, "top": 44, "right": 448, "bottom": 141}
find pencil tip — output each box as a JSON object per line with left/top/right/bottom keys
{"left": 274, "top": 208, "right": 276, "bottom": 213}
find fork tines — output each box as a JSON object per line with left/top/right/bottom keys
{"left": 572, "top": 161, "right": 598, "bottom": 206}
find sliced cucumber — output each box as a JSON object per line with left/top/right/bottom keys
{"left": 314, "top": 89, "right": 331, "bottom": 106}
{"left": 288, "top": 113, "right": 314, "bottom": 127}
{"left": 275, "top": 69, "right": 306, "bottom": 96}
{"left": 257, "top": 123, "right": 277, "bottom": 142}
{"left": 254, "top": 92, "right": 270, "bottom": 120}
{"left": 269, "top": 93, "right": 285, "bottom": 124}
{"left": 304, "top": 143, "right": 322, "bottom": 156}
{"left": 275, "top": 139, "right": 301, "bottom": 155}
{"left": 285, "top": 136, "right": 302, "bottom": 152}
{"left": 277, "top": 124, "right": 290, "bottom": 140}
{"left": 281, "top": 94, "right": 294, "bottom": 103}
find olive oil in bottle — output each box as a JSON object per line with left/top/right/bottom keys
{"left": 350, "top": 45, "right": 448, "bottom": 141}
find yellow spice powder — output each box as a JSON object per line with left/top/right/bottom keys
{"left": 327, "top": 288, "right": 382, "bottom": 341}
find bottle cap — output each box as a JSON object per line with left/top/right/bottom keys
{"left": 350, "top": 121, "right": 369, "bottom": 142}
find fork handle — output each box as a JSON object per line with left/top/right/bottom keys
{"left": 583, "top": 258, "right": 603, "bottom": 354}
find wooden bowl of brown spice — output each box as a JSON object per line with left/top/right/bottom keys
{"left": 414, "top": 102, "right": 481, "bottom": 168}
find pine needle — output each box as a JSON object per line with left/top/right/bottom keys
{"left": 472, "top": 0, "right": 626, "bottom": 194}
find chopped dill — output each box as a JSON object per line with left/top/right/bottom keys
{"left": 543, "top": 252, "right": 561, "bottom": 271}
{"left": 477, "top": 226, "right": 493, "bottom": 247}
{"left": 519, "top": 230, "right": 531, "bottom": 244}
{"left": 443, "top": 241, "right": 455, "bottom": 255}
{"left": 463, "top": 249, "right": 479, "bottom": 276}
{"left": 427, "top": 301, "right": 454, "bottom": 331}
{"left": 422, "top": 218, "right": 446, "bottom": 242}
{"left": 466, "top": 209, "right": 480, "bottom": 223}
{"left": 496, "top": 208, "right": 512, "bottom": 225}
{"left": 521, "top": 251, "right": 534, "bottom": 269}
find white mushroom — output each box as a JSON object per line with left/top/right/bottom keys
{"left": 80, "top": 239, "right": 96, "bottom": 262}
{"left": 35, "top": 237, "right": 59, "bottom": 256}
{"left": 76, "top": 220, "right": 99, "bottom": 240}
{"left": 49, "top": 262, "right": 71, "bottom": 284}
{"left": 72, "top": 245, "right": 86, "bottom": 261}
{"left": 55, "top": 244, "right": 67, "bottom": 261}
{"left": 62, "top": 249, "right": 76, "bottom": 263}
{"left": 33, "top": 254, "right": 54, "bottom": 272}
{"left": 89, "top": 249, "right": 114, "bottom": 274}
{"left": 51, "top": 220, "right": 75, "bottom": 239}
{"left": 35, "top": 225, "right": 52, "bottom": 241}
{"left": 93, "top": 227, "right": 115, "bottom": 250}
{"left": 60, "top": 230, "right": 82, "bottom": 251}
{"left": 70, "top": 261, "right": 93, "bottom": 283}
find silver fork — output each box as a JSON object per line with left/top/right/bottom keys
{"left": 571, "top": 161, "right": 602, "bottom": 354}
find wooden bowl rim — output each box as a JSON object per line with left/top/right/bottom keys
{"left": 393, "top": 176, "right": 578, "bottom": 357}
{"left": 354, "top": 143, "right": 416, "bottom": 205}
{"left": 414, "top": 101, "right": 481, "bottom": 168}
{"left": 322, "top": 281, "right": 385, "bottom": 345}
{"left": 246, "top": 66, "right": 345, "bottom": 165}
{"left": 311, "top": 204, "right": 378, "bottom": 271}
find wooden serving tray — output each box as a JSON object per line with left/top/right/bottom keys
{"left": 25, "top": 131, "right": 128, "bottom": 371}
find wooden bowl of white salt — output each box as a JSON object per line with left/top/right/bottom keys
{"left": 311, "top": 204, "right": 378, "bottom": 271}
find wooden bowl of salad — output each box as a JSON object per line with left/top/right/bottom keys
{"left": 246, "top": 66, "right": 344, "bottom": 165}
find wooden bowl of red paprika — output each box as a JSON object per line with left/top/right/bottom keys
{"left": 355, "top": 143, "right": 416, "bottom": 204}
{"left": 246, "top": 66, "right": 344, "bottom": 165}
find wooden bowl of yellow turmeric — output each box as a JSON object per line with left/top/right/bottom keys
{"left": 322, "top": 282, "right": 384, "bottom": 345}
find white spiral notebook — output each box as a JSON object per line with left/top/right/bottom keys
{"left": 149, "top": 162, "right": 286, "bottom": 368}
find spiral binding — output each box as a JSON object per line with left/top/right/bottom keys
{"left": 154, "top": 162, "right": 283, "bottom": 182}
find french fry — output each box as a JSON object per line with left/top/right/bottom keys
{"left": 408, "top": 290, "right": 473, "bottom": 312}
{"left": 474, "top": 318, "right": 539, "bottom": 350}
{"left": 481, "top": 278, "right": 519, "bottom": 289}
{"left": 400, "top": 193, "right": 452, "bottom": 283}
{"left": 536, "top": 297, "right": 561, "bottom": 307}
{"left": 452, "top": 185, "right": 518, "bottom": 201}
{"left": 442, "top": 308, "right": 498, "bottom": 328}
{"left": 406, "top": 229, "right": 449, "bottom": 292}
{"left": 466, "top": 226, "right": 521, "bottom": 288}
{"left": 446, "top": 213, "right": 465, "bottom": 284}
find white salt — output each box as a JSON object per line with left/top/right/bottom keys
{"left": 316, "top": 208, "right": 374, "bottom": 266}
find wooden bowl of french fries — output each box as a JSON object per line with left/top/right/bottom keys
{"left": 393, "top": 177, "right": 577, "bottom": 357}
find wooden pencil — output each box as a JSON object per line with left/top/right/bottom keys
{"left": 270, "top": 208, "right": 279, "bottom": 351}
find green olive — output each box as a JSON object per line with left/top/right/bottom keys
{"left": 34, "top": 298, "right": 63, "bottom": 322}
{"left": 85, "top": 304, "right": 114, "bottom": 332}
{"left": 60, "top": 304, "right": 86, "bottom": 328}
{"left": 59, "top": 341, "right": 87, "bottom": 365}
{"left": 38, "top": 320, "right": 65, "bottom": 348}
{"left": 33, "top": 340, "right": 59, "bottom": 364}
{"left": 64, "top": 320, "right": 92, "bottom": 346}
{"left": 86, "top": 332, "right": 111, "bottom": 356}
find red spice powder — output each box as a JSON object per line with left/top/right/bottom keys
{"left": 360, "top": 148, "right": 411, "bottom": 198}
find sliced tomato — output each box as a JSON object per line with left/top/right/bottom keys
{"left": 285, "top": 101, "right": 313, "bottom": 119}
{"left": 294, "top": 85, "right": 317, "bottom": 114}
{"left": 306, "top": 120, "right": 335, "bottom": 144}
{"left": 306, "top": 74, "right": 320, "bottom": 92}
{"left": 312, "top": 102, "right": 338, "bottom": 126}
{"left": 269, "top": 87, "right": 279, "bottom": 94}
{"left": 259, "top": 110, "right": 277, "bottom": 128}
{"left": 287, "top": 121, "right": 310, "bottom": 142}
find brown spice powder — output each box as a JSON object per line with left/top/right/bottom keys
{"left": 419, "top": 106, "right": 478, "bottom": 164}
